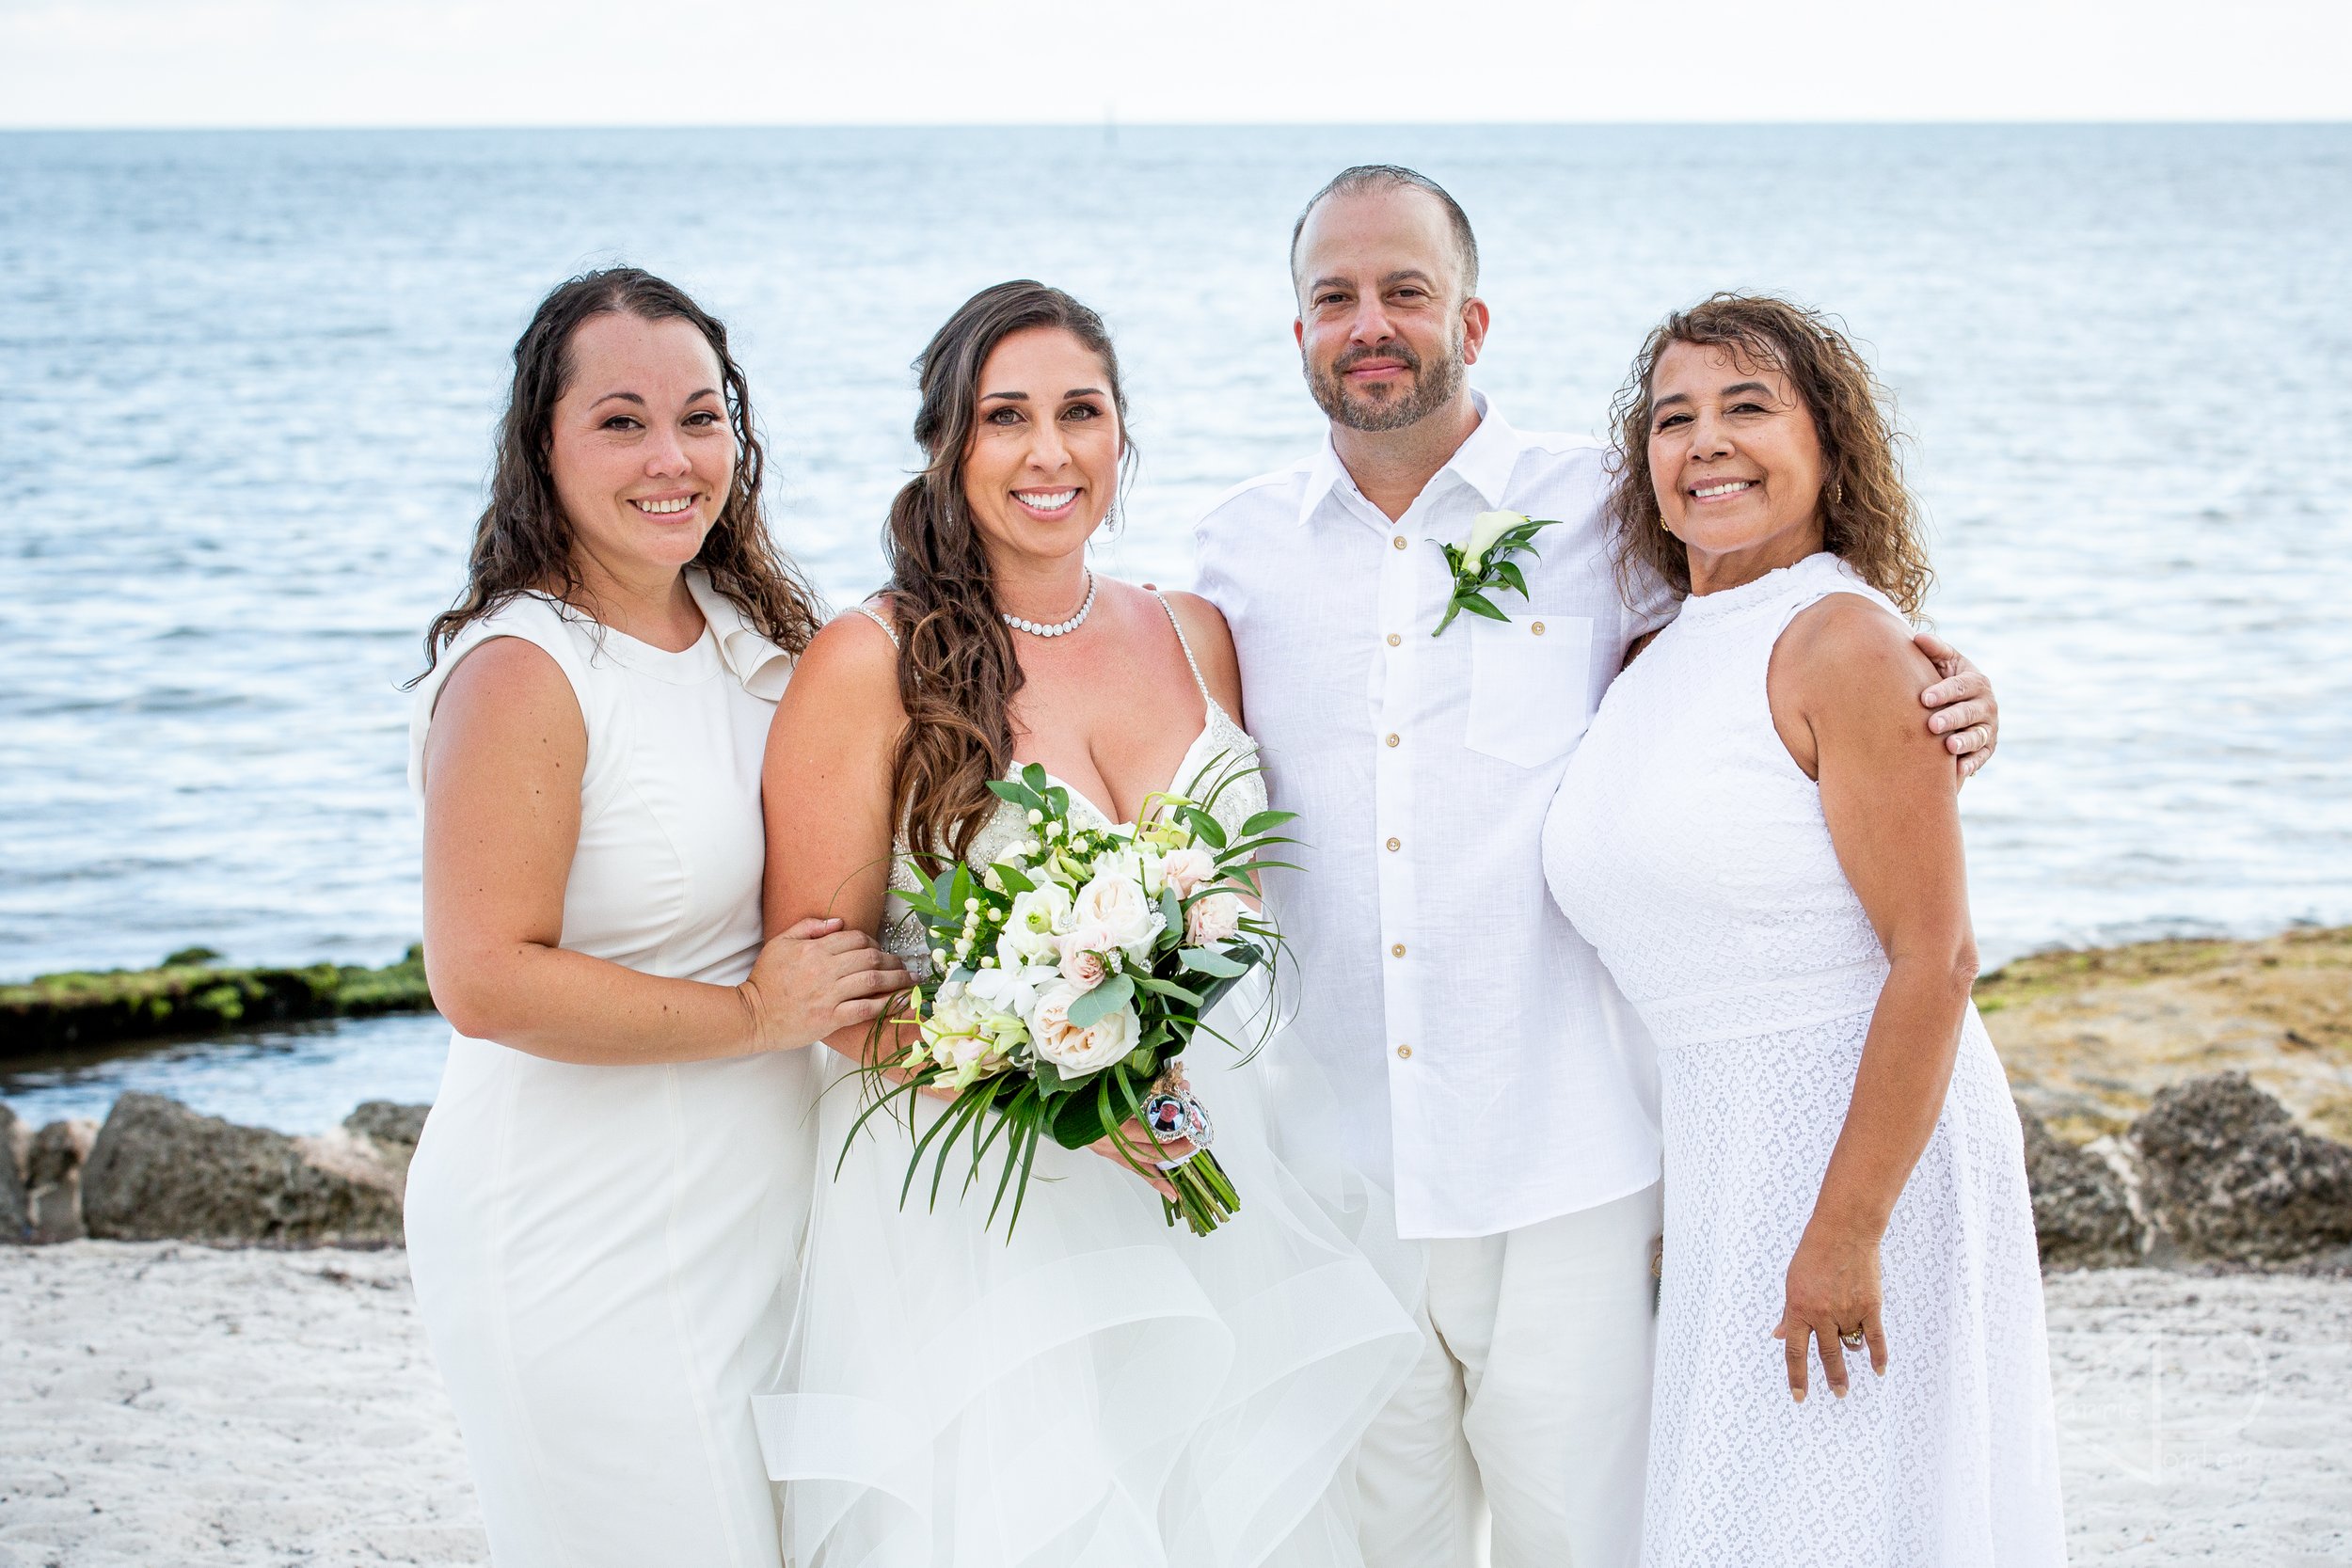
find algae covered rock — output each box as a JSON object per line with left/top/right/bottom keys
{"left": 2019, "top": 1103, "right": 2140, "bottom": 1270}
{"left": 80, "top": 1093, "right": 404, "bottom": 1245}
{"left": 2132, "top": 1071, "right": 2352, "bottom": 1265}
{"left": 0, "top": 946, "right": 434, "bottom": 1056}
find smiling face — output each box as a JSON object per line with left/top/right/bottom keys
{"left": 959, "top": 325, "right": 1121, "bottom": 569}
{"left": 1647, "top": 339, "right": 1828, "bottom": 576}
{"left": 1293, "top": 185, "right": 1485, "bottom": 433}
{"left": 546, "top": 311, "right": 736, "bottom": 583}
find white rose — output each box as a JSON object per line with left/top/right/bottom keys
{"left": 1157, "top": 846, "right": 1217, "bottom": 899}
{"left": 1072, "top": 868, "right": 1162, "bottom": 959}
{"left": 1462, "top": 509, "right": 1527, "bottom": 573}
{"left": 1185, "top": 891, "right": 1243, "bottom": 945}
{"left": 1030, "top": 980, "right": 1141, "bottom": 1073}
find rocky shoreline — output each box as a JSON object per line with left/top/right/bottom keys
{"left": 3, "top": 927, "right": 2346, "bottom": 1267}
{"left": 7, "top": 1070, "right": 2348, "bottom": 1270}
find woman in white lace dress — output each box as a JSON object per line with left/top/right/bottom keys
{"left": 1542, "top": 294, "right": 2065, "bottom": 1565}
{"left": 755, "top": 281, "right": 1420, "bottom": 1567}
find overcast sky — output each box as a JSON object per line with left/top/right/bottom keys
{"left": 4, "top": 0, "right": 2348, "bottom": 127}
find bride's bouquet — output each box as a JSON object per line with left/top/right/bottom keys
{"left": 852, "top": 759, "right": 1295, "bottom": 1237}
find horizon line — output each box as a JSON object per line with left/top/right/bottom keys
{"left": 4, "top": 117, "right": 2349, "bottom": 135}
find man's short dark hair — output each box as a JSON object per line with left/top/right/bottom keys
{"left": 1289, "top": 165, "right": 1481, "bottom": 299}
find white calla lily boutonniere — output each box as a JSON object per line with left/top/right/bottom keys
{"left": 1433, "top": 510, "right": 1561, "bottom": 636}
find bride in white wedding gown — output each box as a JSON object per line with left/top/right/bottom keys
{"left": 754, "top": 281, "right": 1421, "bottom": 1568}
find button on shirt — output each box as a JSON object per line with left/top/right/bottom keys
{"left": 1192, "top": 395, "right": 1673, "bottom": 1239}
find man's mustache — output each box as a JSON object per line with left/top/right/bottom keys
{"left": 1328, "top": 341, "right": 1422, "bottom": 378}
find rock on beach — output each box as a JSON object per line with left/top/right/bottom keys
{"left": 2132, "top": 1070, "right": 2352, "bottom": 1267}
{"left": 2020, "top": 1105, "right": 2141, "bottom": 1270}
{"left": 0, "top": 1101, "right": 26, "bottom": 1242}
{"left": 78, "top": 1093, "right": 409, "bottom": 1246}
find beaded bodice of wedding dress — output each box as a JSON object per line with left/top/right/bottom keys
{"left": 878, "top": 619, "right": 1265, "bottom": 965}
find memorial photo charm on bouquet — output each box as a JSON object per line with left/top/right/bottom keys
{"left": 1141, "top": 1086, "right": 1215, "bottom": 1165}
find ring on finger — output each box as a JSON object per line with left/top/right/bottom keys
{"left": 1838, "top": 1328, "right": 1866, "bottom": 1349}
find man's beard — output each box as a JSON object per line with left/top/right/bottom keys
{"left": 1305, "top": 327, "right": 1467, "bottom": 434}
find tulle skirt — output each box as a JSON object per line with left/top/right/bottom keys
{"left": 755, "top": 974, "right": 1422, "bottom": 1568}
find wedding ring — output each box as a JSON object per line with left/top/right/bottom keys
{"left": 1838, "top": 1329, "right": 1866, "bottom": 1349}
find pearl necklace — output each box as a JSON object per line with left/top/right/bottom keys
{"left": 1002, "top": 570, "right": 1097, "bottom": 639}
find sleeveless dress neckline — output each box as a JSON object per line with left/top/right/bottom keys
{"left": 1672, "top": 551, "right": 1858, "bottom": 631}
{"left": 526, "top": 592, "right": 722, "bottom": 683}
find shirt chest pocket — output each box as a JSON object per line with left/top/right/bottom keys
{"left": 1466, "top": 612, "right": 1595, "bottom": 768}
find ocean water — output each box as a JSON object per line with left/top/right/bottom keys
{"left": 4, "top": 125, "right": 2347, "bottom": 1130}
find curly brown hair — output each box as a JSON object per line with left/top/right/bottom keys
{"left": 880, "top": 281, "right": 1136, "bottom": 864}
{"left": 1604, "top": 293, "right": 1931, "bottom": 617}
{"left": 413, "top": 267, "right": 825, "bottom": 683}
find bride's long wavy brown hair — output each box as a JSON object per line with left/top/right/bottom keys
{"left": 881, "top": 281, "right": 1136, "bottom": 864}
{"left": 1604, "top": 292, "right": 1932, "bottom": 617}
{"left": 412, "top": 267, "right": 824, "bottom": 683}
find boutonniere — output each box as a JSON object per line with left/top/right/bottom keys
{"left": 1433, "top": 510, "right": 1561, "bottom": 636}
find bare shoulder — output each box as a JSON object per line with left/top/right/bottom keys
{"left": 427, "top": 636, "right": 582, "bottom": 770}
{"left": 1159, "top": 590, "right": 1234, "bottom": 657}
{"left": 1772, "top": 592, "right": 1942, "bottom": 755}
{"left": 786, "top": 610, "right": 904, "bottom": 714}
{"left": 1155, "top": 588, "right": 1244, "bottom": 713}
{"left": 1780, "top": 593, "right": 1935, "bottom": 693}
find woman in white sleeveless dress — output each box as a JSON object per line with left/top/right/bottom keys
{"left": 405, "top": 269, "right": 907, "bottom": 1568}
{"left": 1542, "top": 295, "right": 2065, "bottom": 1565}
{"left": 755, "top": 281, "right": 1421, "bottom": 1567}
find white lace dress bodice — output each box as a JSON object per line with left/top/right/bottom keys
{"left": 756, "top": 589, "right": 1418, "bottom": 1568}
{"left": 1542, "top": 554, "right": 2065, "bottom": 1566}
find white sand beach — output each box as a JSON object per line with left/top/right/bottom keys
{"left": 2, "top": 1244, "right": 2348, "bottom": 1566}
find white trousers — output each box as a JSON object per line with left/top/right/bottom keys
{"left": 1355, "top": 1181, "right": 1662, "bottom": 1568}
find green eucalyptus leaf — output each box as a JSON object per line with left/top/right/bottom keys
{"left": 1129, "top": 972, "right": 1203, "bottom": 1006}
{"left": 1179, "top": 946, "right": 1248, "bottom": 978}
{"left": 1065, "top": 973, "right": 1135, "bottom": 1029}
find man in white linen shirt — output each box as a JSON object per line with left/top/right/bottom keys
{"left": 1190, "top": 166, "right": 2000, "bottom": 1567}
